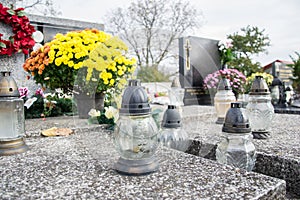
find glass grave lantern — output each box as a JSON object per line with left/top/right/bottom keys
{"left": 114, "top": 79, "right": 159, "bottom": 175}
{"left": 214, "top": 77, "right": 236, "bottom": 124}
{"left": 0, "top": 72, "right": 28, "bottom": 156}
{"left": 158, "top": 105, "right": 189, "bottom": 152}
{"left": 246, "top": 76, "right": 274, "bottom": 139}
{"left": 270, "top": 76, "right": 282, "bottom": 106}
{"left": 169, "top": 76, "right": 185, "bottom": 107}
{"left": 216, "top": 102, "right": 256, "bottom": 171}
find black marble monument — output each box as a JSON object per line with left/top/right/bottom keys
{"left": 179, "top": 36, "right": 220, "bottom": 105}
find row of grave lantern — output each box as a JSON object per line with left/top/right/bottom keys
{"left": 215, "top": 75, "right": 275, "bottom": 171}
{"left": 0, "top": 71, "right": 187, "bottom": 175}
{"left": 114, "top": 77, "right": 270, "bottom": 174}
{"left": 214, "top": 75, "right": 275, "bottom": 139}
{"left": 0, "top": 71, "right": 272, "bottom": 174}
{"left": 113, "top": 79, "right": 188, "bottom": 175}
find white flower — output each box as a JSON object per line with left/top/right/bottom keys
{"left": 43, "top": 99, "right": 57, "bottom": 104}
{"left": 104, "top": 106, "right": 119, "bottom": 122}
{"left": 225, "top": 39, "right": 233, "bottom": 48}
{"left": 44, "top": 93, "right": 54, "bottom": 98}
{"left": 218, "top": 39, "right": 233, "bottom": 49}
{"left": 24, "top": 97, "right": 37, "bottom": 109}
{"left": 88, "top": 109, "right": 101, "bottom": 117}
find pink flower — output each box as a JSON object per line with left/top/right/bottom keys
{"left": 35, "top": 88, "right": 45, "bottom": 98}
{"left": 18, "top": 87, "right": 29, "bottom": 98}
{"left": 203, "top": 68, "right": 246, "bottom": 93}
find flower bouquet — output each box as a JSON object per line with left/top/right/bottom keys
{"left": 0, "top": 3, "right": 35, "bottom": 55}
{"left": 218, "top": 39, "right": 234, "bottom": 66}
{"left": 19, "top": 87, "right": 75, "bottom": 119}
{"left": 88, "top": 106, "right": 119, "bottom": 130}
{"left": 23, "top": 29, "right": 136, "bottom": 95}
{"left": 23, "top": 29, "right": 136, "bottom": 118}
{"left": 203, "top": 68, "right": 246, "bottom": 96}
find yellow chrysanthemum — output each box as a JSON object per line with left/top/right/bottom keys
{"left": 109, "top": 79, "right": 115, "bottom": 86}
{"left": 24, "top": 28, "right": 136, "bottom": 95}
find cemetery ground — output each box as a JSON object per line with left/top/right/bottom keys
{"left": 0, "top": 105, "right": 299, "bottom": 199}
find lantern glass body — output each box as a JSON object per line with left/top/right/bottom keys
{"left": 246, "top": 94, "right": 274, "bottom": 133}
{"left": 214, "top": 90, "right": 236, "bottom": 123}
{"left": 114, "top": 114, "right": 159, "bottom": 160}
{"left": 0, "top": 97, "right": 25, "bottom": 139}
{"left": 271, "top": 85, "right": 280, "bottom": 105}
{"left": 285, "top": 90, "right": 292, "bottom": 104}
{"left": 169, "top": 87, "right": 184, "bottom": 106}
{"left": 216, "top": 132, "right": 256, "bottom": 171}
{"left": 159, "top": 127, "right": 189, "bottom": 152}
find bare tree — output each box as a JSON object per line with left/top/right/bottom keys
{"left": 105, "top": 0, "right": 203, "bottom": 71}
{"left": 16, "top": 0, "right": 61, "bottom": 16}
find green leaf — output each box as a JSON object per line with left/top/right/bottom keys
{"left": 9, "top": 37, "right": 14, "bottom": 43}
{"left": 17, "top": 10, "right": 27, "bottom": 17}
{"left": 0, "top": 42, "right": 6, "bottom": 48}
{"left": 7, "top": 9, "right": 15, "bottom": 15}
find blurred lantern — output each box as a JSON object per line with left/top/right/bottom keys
{"left": 168, "top": 76, "right": 184, "bottom": 115}
{"left": 285, "top": 86, "right": 293, "bottom": 105}
{"left": 246, "top": 76, "right": 274, "bottom": 139}
{"left": 214, "top": 77, "right": 236, "bottom": 124}
{"left": 158, "top": 105, "right": 189, "bottom": 152}
{"left": 270, "top": 76, "right": 286, "bottom": 107}
{"left": 0, "top": 72, "right": 28, "bottom": 156}
{"left": 114, "top": 79, "right": 159, "bottom": 175}
{"left": 216, "top": 102, "right": 256, "bottom": 171}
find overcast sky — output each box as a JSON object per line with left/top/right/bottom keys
{"left": 50, "top": 0, "right": 300, "bottom": 66}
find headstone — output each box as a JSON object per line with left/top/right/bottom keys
{"left": 179, "top": 36, "right": 220, "bottom": 105}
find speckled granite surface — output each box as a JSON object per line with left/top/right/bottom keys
{"left": 182, "top": 105, "right": 300, "bottom": 198}
{"left": 0, "top": 128, "right": 286, "bottom": 199}
{"left": 1, "top": 105, "right": 298, "bottom": 198}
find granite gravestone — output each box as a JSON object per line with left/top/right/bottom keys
{"left": 179, "top": 36, "right": 220, "bottom": 105}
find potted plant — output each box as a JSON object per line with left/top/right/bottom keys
{"left": 23, "top": 29, "right": 136, "bottom": 118}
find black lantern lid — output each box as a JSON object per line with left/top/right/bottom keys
{"left": 217, "top": 77, "right": 231, "bottom": 90}
{"left": 0, "top": 71, "right": 20, "bottom": 97}
{"left": 285, "top": 86, "right": 291, "bottom": 91}
{"left": 271, "top": 76, "right": 283, "bottom": 86}
{"left": 162, "top": 105, "right": 181, "bottom": 128}
{"left": 119, "top": 79, "right": 151, "bottom": 115}
{"left": 249, "top": 76, "right": 270, "bottom": 95}
{"left": 222, "top": 102, "right": 251, "bottom": 133}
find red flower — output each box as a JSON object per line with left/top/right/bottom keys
{"left": 15, "top": 8, "right": 24, "bottom": 12}
{"left": 0, "top": 3, "right": 36, "bottom": 56}
{"left": 11, "top": 15, "right": 22, "bottom": 24}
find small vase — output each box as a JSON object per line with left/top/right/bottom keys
{"left": 74, "top": 93, "right": 95, "bottom": 119}
{"left": 75, "top": 92, "right": 106, "bottom": 119}
{"left": 95, "top": 92, "right": 105, "bottom": 111}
